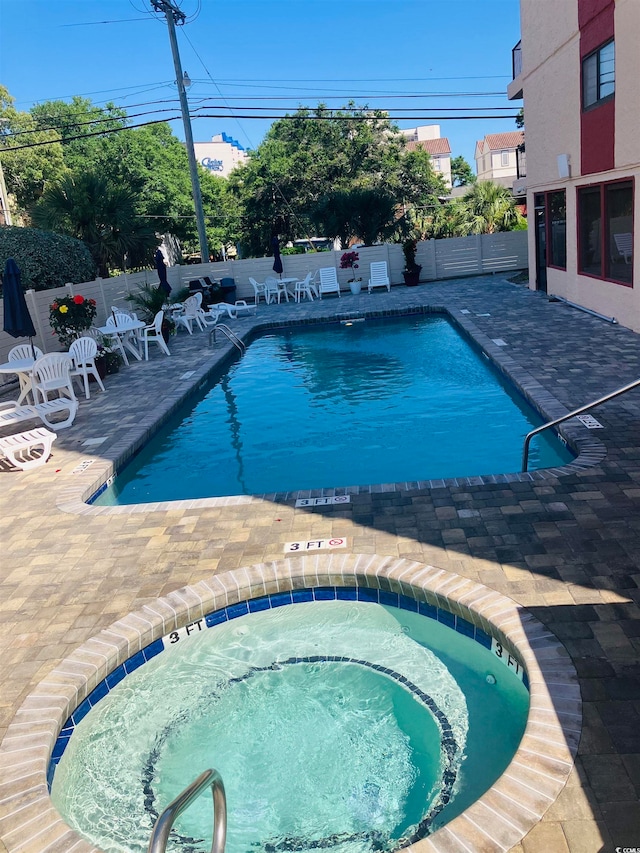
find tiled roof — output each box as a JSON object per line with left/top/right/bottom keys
{"left": 406, "top": 137, "right": 451, "bottom": 155}
{"left": 481, "top": 131, "right": 525, "bottom": 151}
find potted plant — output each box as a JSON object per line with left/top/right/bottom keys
{"left": 125, "top": 283, "right": 176, "bottom": 343}
{"left": 94, "top": 333, "right": 123, "bottom": 377}
{"left": 49, "top": 294, "right": 97, "bottom": 348}
{"left": 402, "top": 239, "right": 422, "bottom": 286}
{"left": 340, "top": 250, "right": 363, "bottom": 294}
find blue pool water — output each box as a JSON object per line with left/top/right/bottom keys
{"left": 51, "top": 599, "right": 529, "bottom": 853}
{"left": 94, "top": 314, "right": 573, "bottom": 504}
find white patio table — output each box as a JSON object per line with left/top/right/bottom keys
{"left": 0, "top": 357, "right": 36, "bottom": 404}
{"left": 96, "top": 318, "right": 146, "bottom": 365}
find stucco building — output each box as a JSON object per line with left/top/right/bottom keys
{"left": 193, "top": 132, "right": 248, "bottom": 179}
{"left": 474, "top": 131, "right": 525, "bottom": 189}
{"left": 400, "top": 125, "right": 452, "bottom": 188}
{"left": 509, "top": 0, "right": 638, "bottom": 329}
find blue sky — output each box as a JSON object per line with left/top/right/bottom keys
{"left": 0, "top": 0, "right": 522, "bottom": 168}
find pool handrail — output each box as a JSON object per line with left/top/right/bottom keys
{"left": 147, "top": 768, "right": 227, "bottom": 853}
{"left": 209, "top": 323, "right": 246, "bottom": 353}
{"left": 522, "top": 376, "right": 640, "bottom": 471}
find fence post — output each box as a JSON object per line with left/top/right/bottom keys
{"left": 25, "top": 289, "right": 51, "bottom": 353}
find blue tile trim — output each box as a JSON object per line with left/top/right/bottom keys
{"left": 47, "top": 585, "right": 529, "bottom": 792}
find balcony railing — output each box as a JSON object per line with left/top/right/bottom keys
{"left": 512, "top": 40, "right": 522, "bottom": 79}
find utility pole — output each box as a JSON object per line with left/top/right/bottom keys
{"left": 151, "top": 0, "right": 209, "bottom": 263}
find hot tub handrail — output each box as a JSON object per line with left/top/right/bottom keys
{"left": 522, "top": 376, "right": 640, "bottom": 471}
{"left": 147, "top": 768, "right": 227, "bottom": 853}
{"left": 209, "top": 323, "right": 246, "bottom": 353}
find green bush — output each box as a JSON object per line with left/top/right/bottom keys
{"left": 0, "top": 225, "right": 96, "bottom": 292}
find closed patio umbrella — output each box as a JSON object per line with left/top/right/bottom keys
{"left": 271, "top": 235, "right": 283, "bottom": 276}
{"left": 2, "top": 258, "right": 37, "bottom": 358}
{"left": 155, "top": 249, "right": 171, "bottom": 296}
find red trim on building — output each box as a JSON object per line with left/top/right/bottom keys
{"left": 579, "top": 0, "right": 615, "bottom": 175}
{"left": 581, "top": 98, "right": 615, "bottom": 174}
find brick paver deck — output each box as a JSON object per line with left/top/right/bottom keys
{"left": 1, "top": 274, "right": 639, "bottom": 853}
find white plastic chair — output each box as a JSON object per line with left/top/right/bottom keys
{"left": 318, "top": 267, "right": 341, "bottom": 298}
{"left": 8, "top": 344, "right": 44, "bottom": 403}
{"left": 140, "top": 311, "right": 170, "bottom": 359}
{"left": 69, "top": 336, "right": 105, "bottom": 399}
{"left": 249, "top": 277, "right": 267, "bottom": 305}
{"left": 294, "top": 272, "right": 315, "bottom": 303}
{"left": 174, "top": 296, "right": 202, "bottom": 334}
{"left": 8, "top": 344, "right": 43, "bottom": 362}
{"left": 368, "top": 261, "right": 391, "bottom": 294}
{"left": 31, "top": 353, "right": 77, "bottom": 405}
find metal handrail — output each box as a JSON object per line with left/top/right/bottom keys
{"left": 522, "top": 377, "right": 640, "bottom": 471}
{"left": 147, "top": 769, "right": 227, "bottom": 853}
{"left": 209, "top": 323, "right": 246, "bottom": 353}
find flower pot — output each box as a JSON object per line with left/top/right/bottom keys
{"left": 161, "top": 320, "right": 172, "bottom": 344}
{"left": 94, "top": 357, "right": 108, "bottom": 381}
{"left": 403, "top": 266, "right": 422, "bottom": 287}
{"left": 349, "top": 281, "right": 362, "bottom": 295}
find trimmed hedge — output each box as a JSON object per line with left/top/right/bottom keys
{"left": 0, "top": 226, "right": 97, "bottom": 292}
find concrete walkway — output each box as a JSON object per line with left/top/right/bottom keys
{"left": 1, "top": 275, "right": 639, "bottom": 853}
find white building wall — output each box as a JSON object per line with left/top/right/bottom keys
{"left": 519, "top": 0, "right": 640, "bottom": 330}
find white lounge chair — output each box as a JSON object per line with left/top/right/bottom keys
{"left": 69, "top": 337, "right": 105, "bottom": 399}
{"left": 368, "top": 261, "right": 391, "bottom": 294}
{"left": 0, "top": 398, "right": 78, "bottom": 430}
{"left": 32, "top": 353, "right": 76, "bottom": 406}
{"left": 614, "top": 233, "right": 633, "bottom": 264}
{"left": 0, "top": 427, "right": 57, "bottom": 471}
{"left": 318, "top": 267, "right": 341, "bottom": 298}
{"left": 140, "top": 311, "right": 170, "bottom": 359}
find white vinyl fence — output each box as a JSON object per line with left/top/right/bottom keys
{"left": 0, "top": 231, "right": 527, "bottom": 388}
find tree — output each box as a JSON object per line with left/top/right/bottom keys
{"left": 450, "top": 155, "right": 476, "bottom": 188}
{"left": 32, "top": 171, "right": 157, "bottom": 276}
{"left": 515, "top": 108, "right": 524, "bottom": 129}
{"left": 456, "top": 181, "right": 525, "bottom": 235}
{"left": 0, "top": 86, "right": 66, "bottom": 215}
{"left": 228, "top": 103, "right": 407, "bottom": 255}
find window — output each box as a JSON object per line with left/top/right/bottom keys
{"left": 582, "top": 40, "right": 615, "bottom": 109}
{"left": 433, "top": 157, "right": 441, "bottom": 171}
{"left": 501, "top": 150, "right": 510, "bottom": 167}
{"left": 578, "top": 180, "right": 633, "bottom": 285}
{"left": 548, "top": 191, "right": 567, "bottom": 269}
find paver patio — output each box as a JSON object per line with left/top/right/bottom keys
{"left": 1, "top": 274, "right": 639, "bottom": 853}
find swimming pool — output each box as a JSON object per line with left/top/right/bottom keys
{"left": 93, "top": 314, "right": 573, "bottom": 505}
{"left": 50, "top": 595, "right": 529, "bottom": 853}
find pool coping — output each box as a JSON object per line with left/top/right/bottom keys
{"left": 0, "top": 555, "right": 581, "bottom": 853}
{"left": 54, "top": 305, "right": 606, "bottom": 517}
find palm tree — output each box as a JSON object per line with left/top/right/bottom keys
{"left": 456, "top": 181, "right": 524, "bottom": 235}
{"left": 32, "top": 171, "right": 157, "bottom": 277}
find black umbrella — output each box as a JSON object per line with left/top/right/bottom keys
{"left": 271, "top": 235, "right": 283, "bottom": 276}
{"left": 155, "top": 249, "right": 171, "bottom": 296}
{"left": 2, "top": 258, "right": 37, "bottom": 358}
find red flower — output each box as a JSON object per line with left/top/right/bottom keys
{"left": 89, "top": 298, "right": 96, "bottom": 306}
{"left": 51, "top": 302, "right": 58, "bottom": 310}
{"left": 73, "top": 295, "right": 84, "bottom": 305}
